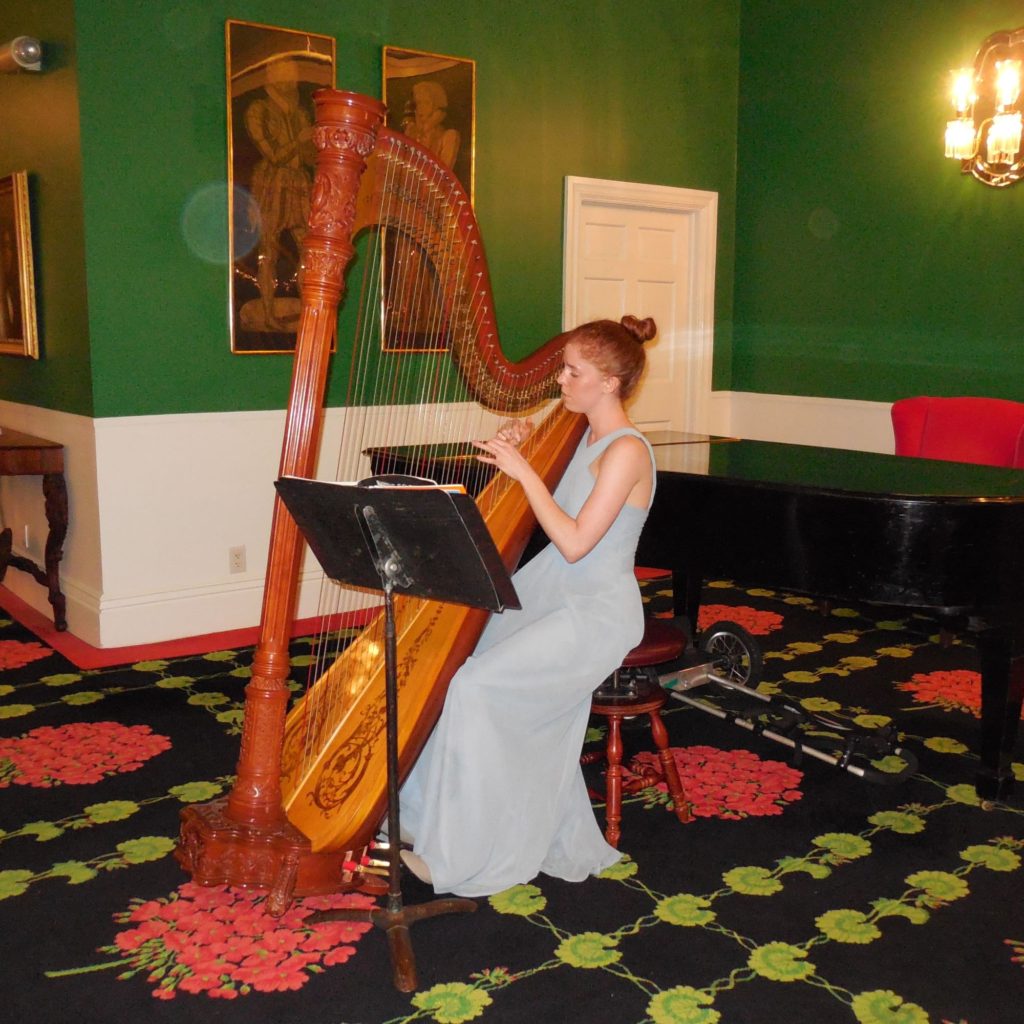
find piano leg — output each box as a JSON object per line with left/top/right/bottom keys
{"left": 973, "top": 624, "right": 1024, "bottom": 801}
{"left": 675, "top": 568, "right": 701, "bottom": 635}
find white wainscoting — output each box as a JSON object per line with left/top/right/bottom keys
{"left": 706, "top": 391, "right": 895, "bottom": 454}
{"left": 1, "top": 393, "right": 894, "bottom": 647}
{"left": 1, "top": 399, "right": 509, "bottom": 647}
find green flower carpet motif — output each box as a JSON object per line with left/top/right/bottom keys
{"left": 1, "top": 582, "right": 1022, "bottom": 1024}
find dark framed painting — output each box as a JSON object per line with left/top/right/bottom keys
{"left": 381, "top": 46, "right": 476, "bottom": 352}
{"left": 0, "top": 171, "right": 39, "bottom": 359}
{"left": 225, "top": 19, "right": 335, "bottom": 354}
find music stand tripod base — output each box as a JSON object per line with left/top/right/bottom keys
{"left": 304, "top": 577, "right": 476, "bottom": 992}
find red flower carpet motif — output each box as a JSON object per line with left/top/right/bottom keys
{"left": 624, "top": 744, "right": 803, "bottom": 819}
{"left": 897, "top": 669, "right": 1024, "bottom": 719}
{"left": 104, "top": 884, "right": 375, "bottom": 1000}
{"left": 0, "top": 721, "right": 171, "bottom": 787}
{"left": 697, "top": 604, "right": 784, "bottom": 636}
{"left": 0, "top": 638, "right": 52, "bottom": 670}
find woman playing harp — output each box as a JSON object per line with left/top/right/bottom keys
{"left": 177, "top": 90, "right": 612, "bottom": 908}
{"left": 399, "top": 315, "right": 657, "bottom": 897}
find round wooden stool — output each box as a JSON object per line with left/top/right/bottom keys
{"left": 585, "top": 618, "right": 693, "bottom": 848}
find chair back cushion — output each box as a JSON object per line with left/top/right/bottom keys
{"left": 891, "top": 396, "right": 1024, "bottom": 468}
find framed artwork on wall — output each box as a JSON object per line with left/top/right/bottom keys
{"left": 225, "top": 19, "right": 335, "bottom": 354}
{"left": 0, "top": 171, "right": 39, "bottom": 359}
{"left": 381, "top": 46, "right": 476, "bottom": 352}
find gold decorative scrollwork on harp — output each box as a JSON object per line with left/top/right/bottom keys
{"left": 175, "top": 89, "right": 582, "bottom": 912}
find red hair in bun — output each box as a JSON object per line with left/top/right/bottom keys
{"left": 566, "top": 315, "right": 656, "bottom": 399}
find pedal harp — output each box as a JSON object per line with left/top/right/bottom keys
{"left": 176, "top": 90, "right": 583, "bottom": 912}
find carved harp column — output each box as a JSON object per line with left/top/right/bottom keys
{"left": 176, "top": 92, "right": 388, "bottom": 908}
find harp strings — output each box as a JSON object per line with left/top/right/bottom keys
{"left": 294, "top": 136, "right": 559, "bottom": 774}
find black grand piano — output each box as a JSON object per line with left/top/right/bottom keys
{"left": 636, "top": 435, "right": 1024, "bottom": 801}
{"left": 368, "top": 431, "right": 1024, "bottom": 800}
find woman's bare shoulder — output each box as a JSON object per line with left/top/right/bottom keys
{"left": 605, "top": 432, "right": 649, "bottom": 459}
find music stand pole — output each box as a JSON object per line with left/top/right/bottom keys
{"left": 377, "top": 513, "right": 476, "bottom": 990}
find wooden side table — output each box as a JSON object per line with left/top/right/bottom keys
{"left": 0, "top": 428, "right": 68, "bottom": 630}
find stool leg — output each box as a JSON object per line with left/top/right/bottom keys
{"left": 604, "top": 715, "right": 624, "bottom": 848}
{"left": 580, "top": 738, "right": 606, "bottom": 801}
{"left": 648, "top": 711, "right": 693, "bottom": 824}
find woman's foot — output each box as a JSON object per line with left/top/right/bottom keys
{"left": 400, "top": 850, "right": 432, "bottom": 884}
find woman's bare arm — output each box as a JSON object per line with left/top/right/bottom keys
{"left": 473, "top": 433, "right": 649, "bottom": 563}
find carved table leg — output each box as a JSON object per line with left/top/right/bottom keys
{"left": 0, "top": 526, "right": 10, "bottom": 582}
{"left": 41, "top": 472, "right": 68, "bottom": 630}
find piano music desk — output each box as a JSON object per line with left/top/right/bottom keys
{"left": 642, "top": 430, "right": 739, "bottom": 447}
{"left": 0, "top": 428, "right": 68, "bottom": 631}
{"left": 638, "top": 438, "right": 1024, "bottom": 802}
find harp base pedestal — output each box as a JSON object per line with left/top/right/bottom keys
{"left": 175, "top": 798, "right": 386, "bottom": 915}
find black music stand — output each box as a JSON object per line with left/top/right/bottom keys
{"left": 274, "top": 474, "right": 520, "bottom": 992}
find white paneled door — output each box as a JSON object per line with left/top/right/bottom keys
{"left": 563, "top": 177, "right": 718, "bottom": 433}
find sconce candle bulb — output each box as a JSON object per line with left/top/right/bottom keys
{"left": 995, "top": 59, "right": 1022, "bottom": 108}
{"left": 951, "top": 68, "right": 976, "bottom": 114}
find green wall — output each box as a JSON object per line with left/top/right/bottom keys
{"left": 14, "top": 1, "right": 1024, "bottom": 418}
{"left": 0, "top": 0, "right": 739, "bottom": 418}
{"left": 734, "top": 0, "right": 1024, "bottom": 401}
{"left": 0, "top": 0, "right": 92, "bottom": 414}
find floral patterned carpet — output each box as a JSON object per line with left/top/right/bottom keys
{"left": 1, "top": 578, "right": 1023, "bottom": 1024}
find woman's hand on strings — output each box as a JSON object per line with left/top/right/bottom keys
{"left": 493, "top": 418, "right": 534, "bottom": 446}
{"left": 473, "top": 435, "right": 533, "bottom": 482}
{"left": 474, "top": 419, "right": 535, "bottom": 480}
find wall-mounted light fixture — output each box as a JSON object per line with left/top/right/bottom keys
{"left": 945, "top": 27, "right": 1024, "bottom": 187}
{"left": 0, "top": 36, "right": 42, "bottom": 73}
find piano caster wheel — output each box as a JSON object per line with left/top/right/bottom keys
{"left": 699, "top": 620, "right": 763, "bottom": 688}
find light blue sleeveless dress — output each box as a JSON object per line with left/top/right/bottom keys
{"left": 398, "top": 426, "right": 657, "bottom": 897}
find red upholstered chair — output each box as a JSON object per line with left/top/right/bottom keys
{"left": 891, "top": 396, "right": 1024, "bottom": 468}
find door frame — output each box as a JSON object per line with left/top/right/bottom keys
{"left": 562, "top": 176, "right": 718, "bottom": 432}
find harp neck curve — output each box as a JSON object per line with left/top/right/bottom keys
{"left": 357, "top": 127, "right": 565, "bottom": 413}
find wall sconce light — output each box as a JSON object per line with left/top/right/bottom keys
{"left": 944, "top": 27, "right": 1024, "bottom": 186}
{"left": 0, "top": 36, "right": 42, "bottom": 73}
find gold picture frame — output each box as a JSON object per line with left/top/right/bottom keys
{"left": 0, "top": 171, "right": 39, "bottom": 359}
{"left": 381, "top": 46, "right": 476, "bottom": 352}
{"left": 225, "top": 19, "right": 335, "bottom": 354}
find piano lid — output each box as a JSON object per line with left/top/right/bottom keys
{"left": 653, "top": 439, "right": 1024, "bottom": 502}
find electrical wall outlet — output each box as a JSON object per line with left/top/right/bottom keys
{"left": 228, "top": 545, "right": 246, "bottom": 574}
